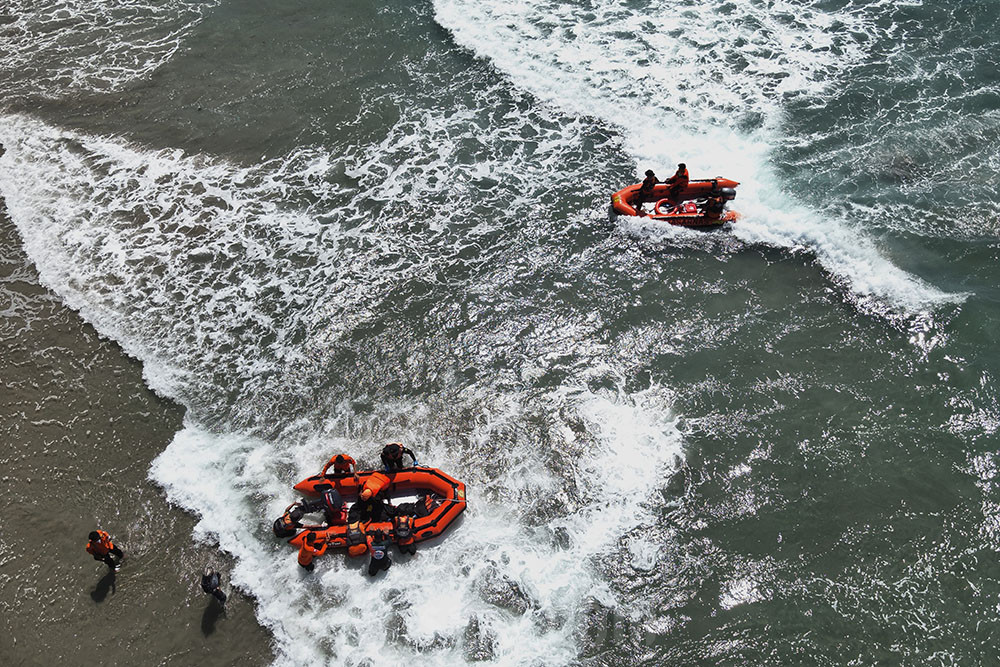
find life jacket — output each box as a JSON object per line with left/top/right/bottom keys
{"left": 86, "top": 530, "right": 114, "bottom": 556}
{"left": 297, "top": 535, "right": 326, "bottom": 566}
{"left": 361, "top": 472, "right": 390, "bottom": 499}
{"left": 393, "top": 515, "right": 415, "bottom": 545}
{"left": 638, "top": 175, "right": 657, "bottom": 195}
{"left": 370, "top": 542, "right": 387, "bottom": 559}
{"left": 667, "top": 168, "right": 689, "bottom": 191}
{"left": 346, "top": 522, "right": 368, "bottom": 557}
{"left": 273, "top": 503, "right": 303, "bottom": 537}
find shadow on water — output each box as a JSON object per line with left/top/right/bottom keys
{"left": 90, "top": 570, "right": 116, "bottom": 603}
{"left": 201, "top": 599, "right": 226, "bottom": 636}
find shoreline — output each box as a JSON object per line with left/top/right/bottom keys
{"left": 0, "top": 195, "right": 276, "bottom": 665}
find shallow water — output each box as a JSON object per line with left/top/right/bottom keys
{"left": 2, "top": 0, "right": 1000, "bottom": 664}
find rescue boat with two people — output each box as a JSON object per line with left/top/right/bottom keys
{"left": 611, "top": 177, "right": 740, "bottom": 228}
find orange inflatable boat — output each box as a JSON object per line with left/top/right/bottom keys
{"left": 610, "top": 177, "right": 740, "bottom": 225}
{"left": 286, "top": 467, "right": 466, "bottom": 550}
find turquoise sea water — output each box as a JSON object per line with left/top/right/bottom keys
{"left": 2, "top": 1, "right": 1000, "bottom": 663}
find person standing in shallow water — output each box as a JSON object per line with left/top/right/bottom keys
{"left": 201, "top": 568, "right": 227, "bottom": 604}
{"left": 86, "top": 530, "right": 124, "bottom": 571}
{"left": 367, "top": 530, "right": 392, "bottom": 576}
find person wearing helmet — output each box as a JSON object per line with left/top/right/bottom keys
{"left": 380, "top": 443, "right": 418, "bottom": 472}
{"left": 664, "top": 163, "right": 689, "bottom": 203}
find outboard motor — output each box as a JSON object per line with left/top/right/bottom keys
{"left": 719, "top": 187, "right": 737, "bottom": 201}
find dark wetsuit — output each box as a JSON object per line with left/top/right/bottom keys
{"left": 201, "top": 571, "right": 227, "bottom": 604}
{"left": 367, "top": 540, "right": 392, "bottom": 576}
{"left": 381, "top": 444, "right": 417, "bottom": 471}
{"left": 632, "top": 174, "right": 658, "bottom": 209}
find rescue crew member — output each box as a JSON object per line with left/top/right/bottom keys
{"left": 393, "top": 515, "right": 417, "bottom": 555}
{"left": 702, "top": 196, "right": 725, "bottom": 220}
{"left": 345, "top": 522, "right": 369, "bottom": 557}
{"left": 664, "top": 163, "right": 689, "bottom": 203}
{"left": 272, "top": 502, "right": 305, "bottom": 538}
{"left": 86, "top": 530, "right": 124, "bottom": 571}
{"left": 321, "top": 453, "right": 358, "bottom": 481}
{"left": 631, "top": 169, "right": 659, "bottom": 214}
{"left": 380, "top": 443, "right": 417, "bottom": 471}
{"left": 367, "top": 530, "right": 393, "bottom": 576}
{"left": 297, "top": 531, "right": 327, "bottom": 571}
{"left": 201, "top": 568, "right": 227, "bottom": 604}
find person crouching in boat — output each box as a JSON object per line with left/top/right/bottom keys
{"left": 349, "top": 474, "right": 396, "bottom": 523}
{"left": 297, "top": 531, "right": 327, "bottom": 571}
{"left": 664, "top": 163, "right": 689, "bottom": 203}
{"left": 381, "top": 443, "right": 418, "bottom": 471}
{"left": 701, "top": 196, "right": 725, "bottom": 220}
{"left": 630, "top": 170, "right": 659, "bottom": 216}
{"left": 367, "top": 530, "right": 393, "bottom": 576}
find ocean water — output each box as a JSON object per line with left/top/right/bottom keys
{"left": 2, "top": 0, "right": 999, "bottom": 664}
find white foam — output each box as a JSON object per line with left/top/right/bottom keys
{"left": 0, "top": 111, "right": 689, "bottom": 663}
{"left": 1, "top": 0, "right": 214, "bottom": 96}
{"left": 151, "top": 384, "right": 682, "bottom": 665}
{"left": 432, "top": 0, "right": 965, "bottom": 315}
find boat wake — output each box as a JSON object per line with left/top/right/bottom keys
{"left": 432, "top": 0, "right": 967, "bottom": 319}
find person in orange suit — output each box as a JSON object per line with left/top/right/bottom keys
{"left": 297, "top": 531, "right": 327, "bottom": 571}
{"left": 664, "top": 163, "right": 689, "bottom": 203}
{"left": 321, "top": 453, "right": 358, "bottom": 478}
{"left": 86, "top": 530, "right": 124, "bottom": 571}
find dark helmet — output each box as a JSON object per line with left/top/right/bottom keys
{"left": 383, "top": 443, "right": 402, "bottom": 458}
{"left": 678, "top": 163, "right": 686, "bottom": 170}
{"left": 88, "top": 531, "right": 100, "bottom": 541}
{"left": 305, "top": 531, "right": 317, "bottom": 544}
{"left": 644, "top": 169, "right": 655, "bottom": 177}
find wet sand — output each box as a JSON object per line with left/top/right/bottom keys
{"left": 0, "top": 199, "right": 275, "bottom": 666}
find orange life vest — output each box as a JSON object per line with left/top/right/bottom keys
{"left": 393, "top": 515, "right": 415, "bottom": 546}
{"left": 346, "top": 522, "right": 368, "bottom": 557}
{"left": 667, "top": 167, "right": 689, "bottom": 189}
{"left": 361, "top": 472, "right": 390, "bottom": 499}
{"left": 86, "top": 530, "right": 114, "bottom": 556}
{"left": 297, "top": 535, "right": 327, "bottom": 566}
